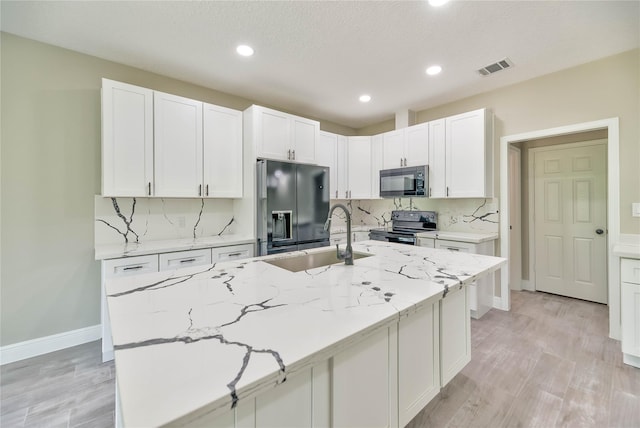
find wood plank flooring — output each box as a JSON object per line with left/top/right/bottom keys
{"left": 1, "top": 290, "right": 638, "bottom": 427}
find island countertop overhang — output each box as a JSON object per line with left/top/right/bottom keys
{"left": 106, "top": 240, "right": 506, "bottom": 427}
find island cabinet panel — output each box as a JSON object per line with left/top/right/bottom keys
{"left": 332, "top": 326, "right": 398, "bottom": 428}
{"left": 398, "top": 302, "right": 440, "bottom": 427}
{"left": 440, "top": 285, "right": 471, "bottom": 387}
{"left": 101, "top": 78, "right": 154, "bottom": 197}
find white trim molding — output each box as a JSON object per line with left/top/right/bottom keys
{"left": 499, "top": 118, "right": 620, "bottom": 340}
{"left": 0, "top": 325, "right": 101, "bottom": 365}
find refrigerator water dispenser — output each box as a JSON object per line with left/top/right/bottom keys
{"left": 272, "top": 210, "right": 292, "bottom": 241}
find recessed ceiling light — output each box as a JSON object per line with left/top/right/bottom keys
{"left": 426, "top": 65, "right": 442, "bottom": 76}
{"left": 236, "top": 45, "right": 254, "bottom": 57}
{"left": 428, "top": 0, "right": 449, "bottom": 6}
{"left": 359, "top": 94, "right": 372, "bottom": 103}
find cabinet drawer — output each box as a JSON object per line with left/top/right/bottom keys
{"left": 103, "top": 254, "right": 159, "bottom": 278}
{"left": 435, "top": 240, "right": 477, "bottom": 253}
{"left": 622, "top": 258, "right": 640, "bottom": 284}
{"left": 212, "top": 244, "right": 254, "bottom": 262}
{"left": 159, "top": 249, "right": 212, "bottom": 271}
{"left": 417, "top": 237, "right": 435, "bottom": 248}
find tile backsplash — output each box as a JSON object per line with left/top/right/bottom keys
{"left": 329, "top": 198, "right": 499, "bottom": 233}
{"left": 94, "top": 196, "right": 237, "bottom": 246}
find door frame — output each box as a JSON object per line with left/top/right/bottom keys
{"left": 508, "top": 145, "right": 522, "bottom": 291}
{"left": 528, "top": 139, "right": 608, "bottom": 297}
{"left": 499, "top": 117, "right": 620, "bottom": 339}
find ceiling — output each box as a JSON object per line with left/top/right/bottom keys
{"left": 1, "top": 1, "right": 639, "bottom": 129}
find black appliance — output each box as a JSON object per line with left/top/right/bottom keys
{"left": 369, "top": 210, "right": 437, "bottom": 245}
{"left": 257, "top": 160, "right": 330, "bottom": 255}
{"left": 379, "top": 165, "right": 428, "bottom": 198}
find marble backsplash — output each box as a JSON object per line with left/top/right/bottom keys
{"left": 95, "top": 196, "right": 237, "bottom": 246}
{"left": 329, "top": 198, "right": 499, "bottom": 233}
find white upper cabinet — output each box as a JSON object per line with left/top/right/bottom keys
{"left": 336, "top": 135, "right": 349, "bottom": 199}
{"left": 347, "top": 136, "right": 372, "bottom": 199}
{"left": 317, "top": 131, "right": 338, "bottom": 199}
{"left": 370, "top": 134, "right": 383, "bottom": 199}
{"left": 248, "top": 105, "right": 319, "bottom": 163}
{"left": 153, "top": 91, "right": 203, "bottom": 197}
{"left": 428, "top": 119, "right": 447, "bottom": 198}
{"left": 102, "top": 79, "right": 243, "bottom": 198}
{"left": 101, "top": 78, "right": 154, "bottom": 197}
{"left": 203, "top": 103, "right": 243, "bottom": 198}
{"left": 429, "top": 109, "right": 493, "bottom": 198}
{"left": 381, "top": 123, "right": 429, "bottom": 170}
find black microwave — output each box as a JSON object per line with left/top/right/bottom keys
{"left": 379, "top": 165, "right": 428, "bottom": 198}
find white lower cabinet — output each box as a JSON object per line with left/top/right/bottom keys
{"left": 158, "top": 248, "right": 212, "bottom": 271}
{"left": 213, "top": 243, "right": 254, "bottom": 262}
{"left": 439, "top": 285, "right": 471, "bottom": 387}
{"left": 398, "top": 302, "right": 440, "bottom": 427}
{"left": 332, "top": 326, "right": 397, "bottom": 428}
{"left": 101, "top": 254, "right": 159, "bottom": 362}
{"left": 621, "top": 257, "right": 640, "bottom": 368}
{"left": 433, "top": 238, "right": 495, "bottom": 319}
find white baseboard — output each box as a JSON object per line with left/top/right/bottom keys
{"left": 521, "top": 279, "right": 535, "bottom": 292}
{"left": 493, "top": 296, "right": 509, "bottom": 311}
{"left": 0, "top": 324, "right": 101, "bottom": 365}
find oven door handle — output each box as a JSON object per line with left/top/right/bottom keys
{"left": 387, "top": 236, "right": 416, "bottom": 245}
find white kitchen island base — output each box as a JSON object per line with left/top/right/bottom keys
{"left": 106, "top": 241, "right": 504, "bottom": 427}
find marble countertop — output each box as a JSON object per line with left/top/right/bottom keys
{"left": 95, "top": 234, "right": 256, "bottom": 260}
{"left": 106, "top": 240, "right": 506, "bottom": 427}
{"left": 416, "top": 230, "right": 499, "bottom": 244}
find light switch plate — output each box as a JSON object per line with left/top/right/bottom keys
{"left": 632, "top": 202, "right": 640, "bottom": 217}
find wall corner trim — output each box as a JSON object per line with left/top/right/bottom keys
{"left": 0, "top": 325, "right": 101, "bottom": 366}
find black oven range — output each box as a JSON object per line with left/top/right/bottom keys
{"left": 368, "top": 210, "right": 437, "bottom": 245}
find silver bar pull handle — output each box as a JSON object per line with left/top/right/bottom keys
{"left": 148, "top": 182, "right": 151, "bottom": 196}
{"left": 206, "top": 184, "right": 209, "bottom": 196}
{"left": 226, "top": 252, "right": 243, "bottom": 257}
{"left": 199, "top": 184, "right": 202, "bottom": 196}
{"left": 180, "top": 258, "right": 196, "bottom": 263}
{"left": 124, "top": 265, "right": 143, "bottom": 271}
{"left": 446, "top": 187, "right": 449, "bottom": 197}
{"left": 292, "top": 149, "right": 295, "bottom": 160}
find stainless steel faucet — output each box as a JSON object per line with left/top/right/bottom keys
{"left": 324, "top": 203, "right": 353, "bottom": 265}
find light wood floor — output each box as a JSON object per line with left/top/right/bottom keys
{"left": 1, "top": 291, "right": 638, "bottom": 427}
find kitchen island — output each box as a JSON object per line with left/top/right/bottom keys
{"left": 106, "top": 240, "right": 506, "bottom": 427}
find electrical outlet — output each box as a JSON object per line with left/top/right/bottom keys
{"left": 632, "top": 203, "right": 640, "bottom": 218}
{"left": 178, "top": 216, "right": 186, "bottom": 228}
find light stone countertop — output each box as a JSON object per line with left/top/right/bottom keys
{"left": 416, "top": 230, "right": 499, "bottom": 244}
{"left": 106, "top": 240, "right": 506, "bottom": 427}
{"left": 94, "top": 234, "right": 256, "bottom": 260}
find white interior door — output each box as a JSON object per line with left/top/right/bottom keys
{"left": 533, "top": 142, "right": 607, "bottom": 303}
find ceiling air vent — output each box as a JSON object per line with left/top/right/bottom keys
{"left": 477, "top": 58, "right": 514, "bottom": 76}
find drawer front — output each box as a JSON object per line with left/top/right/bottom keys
{"left": 212, "top": 244, "right": 254, "bottom": 262}
{"left": 159, "top": 248, "right": 212, "bottom": 271}
{"left": 103, "top": 254, "right": 159, "bottom": 278}
{"left": 435, "top": 239, "right": 477, "bottom": 253}
{"left": 417, "top": 238, "right": 435, "bottom": 248}
{"left": 622, "top": 258, "right": 640, "bottom": 284}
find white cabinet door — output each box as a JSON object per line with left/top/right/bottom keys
{"left": 336, "top": 135, "right": 349, "bottom": 199}
{"left": 255, "top": 107, "right": 290, "bottom": 161}
{"left": 405, "top": 122, "right": 429, "bottom": 167}
{"left": 101, "top": 254, "right": 159, "bottom": 362}
{"left": 440, "top": 286, "right": 471, "bottom": 387}
{"left": 398, "top": 303, "right": 440, "bottom": 427}
{"left": 203, "top": 103, "right": 243, "bottom": 198}
{"left": 101, "top": 79, "right": 154, "bottom": 197}
{"left": 371, "top": 134, "right": 383, "bottom": 199}
{"left": 158, "top": 248, "right": 212, "bottom": 271}
{"left": 154, "top": 91, "right": 203, "bottom": 197}
{"left": 445, "top": 108, "right": 491, "bottom": 198}
{"left": 347, "top": 136, "right": 372, "bottom": 199}
{"left": 292, "top": 117, "right": 318, "bottom": 163}
{"left": 621, "top": 258, "right": 640, "bottom": 366}
{"left": 212, "top": 244, "right": 254, "bottom": 262}
{"left": 254, "top": 368, "right": 313, "bottom": 427}
{"left": 382, "top": 129, "right": 405, "bottom": 169}
{"left": 428, "top": 119, "right": 446, "bottom": 198}
{"left": 317, "top": 131, "right": 338, "bottom": 199}
{"left": 332, "top": 327, "right": 393, "bottom": 428}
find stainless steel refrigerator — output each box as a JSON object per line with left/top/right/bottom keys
{"left": 257, "top": 160, "right": 330, "bottom": 255}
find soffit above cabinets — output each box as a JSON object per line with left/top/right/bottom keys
{"left": 1, "top": 1, "right": 638, "bottom": 129}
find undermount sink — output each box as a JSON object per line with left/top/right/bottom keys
{"left": 264, "top": 249, "right": 373, "bottom": 272}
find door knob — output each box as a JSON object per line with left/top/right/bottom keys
{"left": 596, "top": 229, "right": 604, "bottom": 235}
